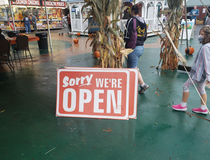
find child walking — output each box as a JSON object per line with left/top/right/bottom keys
{"left": 172, "top": 25, "right": 210, "bottom": 114}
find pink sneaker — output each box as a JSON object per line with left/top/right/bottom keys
{"left": 192, "top": 107, "right": 208, "bottom": 114}
{"left": 172, "top": 104, "right": 187, "bottom": 111}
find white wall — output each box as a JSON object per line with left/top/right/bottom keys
{"left": 0, "top": 0, "right": 9, "bottom": 5}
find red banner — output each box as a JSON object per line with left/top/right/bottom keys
{"left": 28, "top": 0, "right": 40, "bottom": 6}
{"left": 12, "top": 0, "right": 65, "bottom": 7}
{"left": 42, "top": 1, "right": 66, "bottom": 7}
{"left": 56, "top": 1, "right": 66, "bottom": 7}
{"left": 12, "top": 0, "right": 27, "bottom": 5}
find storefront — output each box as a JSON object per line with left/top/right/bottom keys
{"left": 67, "top": 0, "right": 164, "bottom": 36}
{"left": 67, "top": 0, "right": 89, "bottom": 34}
{"left": 0, "top": 0, "right": 66, "bottom": 31}
{"left": 119, "top": 0, "right": 165, "bottom": 36}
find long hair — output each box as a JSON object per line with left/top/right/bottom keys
{"left": 200, "top": 25, "right": 210, "bottom": 44}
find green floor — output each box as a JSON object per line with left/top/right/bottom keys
{"left": 1, "top": 26, "right": 210, "bottom": 160}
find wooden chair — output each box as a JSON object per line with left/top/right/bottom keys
{"left": 0, "top": 39, "right": 14, "bottom": 72}
{"left": 13, "top": 35, "right": 33, "bottom": 65}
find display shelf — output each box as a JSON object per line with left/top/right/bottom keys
{"left": 39, "top": 19, "right": 61, "bottom": 21}
{"left": 10, "top": 20, "right": 24, "bottom": 21}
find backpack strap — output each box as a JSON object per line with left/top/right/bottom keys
{"left": 133, "top": 18, "right": 136, "bottom": 31}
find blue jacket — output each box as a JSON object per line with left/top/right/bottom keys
{"left": 190, "top": 9, "right": 199, "bottom": 19}
{"left": 23, "top": 17, "right": 30, "bottom": 25}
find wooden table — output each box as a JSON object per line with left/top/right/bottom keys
{"left": 8, "top": 36, "right": 40, "bottom": 45}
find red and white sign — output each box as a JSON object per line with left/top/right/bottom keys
{"left": 11, "top": 0, "right": 65, "bottom": 7}
{"left": 56, "top": 1, "right": 66, "bottom": 7}
{"left": 12, "top": 0, "right": 27, "bottom": 5}
{"left": 128, "top": 69, "right": 138, "bottom": 119}
{"left": 42, "top": 1, "right": 66, "bottom": 7}
{"left": 65, "top": 67, "right": 138, "bottom": 119}
{"left": 28, "top": 0, "right": 40, "bottom": 6}
{"left": 56, "top": 67, "right": 138, "bottom": 120}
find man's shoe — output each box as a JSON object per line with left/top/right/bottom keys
{"left": 139, "top": 84, "right": 149, "bottom": 94}
{"left": 172, "top": 104, "right": 187, "bottom": 111}
{"left": 192, "top": 107, "right": 208, "bottom": 114}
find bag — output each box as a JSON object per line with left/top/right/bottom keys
{"left": 126, "top": 18, "right": 137, "bottom": 49}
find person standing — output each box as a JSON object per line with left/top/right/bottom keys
{"left": 30, "top": 13, "right": 37, "bottom": 31}
{"left": 67, "top": 14, "right": 72, "bottom": 32}
{"left": 205, "top": 15, "right": 210, "bottom": 25}
{"left": 23, "top": 15, "right": 31, "bottom": 33}
{"left": 172, "top": 25, "right": 210, "bottom": 114}
{"left": 124, "top": 5, "right": 149, "bottom": 94}
{"left": 190, "top": 5, "right": 199, "bottom": 30}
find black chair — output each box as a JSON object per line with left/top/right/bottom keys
{"left": 0, "top": 39, "right": 14, "bottom": 72}
{"left": 13, "top": 35, "right": 33, "bottom": 65}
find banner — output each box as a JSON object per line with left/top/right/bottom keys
{"left": 12, "top": 0, "right": 27, "bottom": 5}
{"left": 28, "top": 0, "right": 40, "bottom": 6}
{"left": 42, "top": 1, "right": 66, "bottom": 7}
{"left": 11, "top": 0, "right": 66, "bottom": 7}
{"left": 56, "top": 67, "right": 138, "bottom": 120}
{"left": 179, "top": 19, "right": 195, "bottom": 40}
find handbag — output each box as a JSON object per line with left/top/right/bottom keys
{"left": 126, "top": 18, "right": 137, "bottom": 49}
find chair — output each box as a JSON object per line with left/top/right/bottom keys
{"left": 13, "top": 35, "right": 33, "bottom": 65}
{"left": 0, "top": 39, "right": 14, "bottom": 72}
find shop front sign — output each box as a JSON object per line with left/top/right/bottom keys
{"left": 28, "top": 0, "right": 40, "bottom": 6}
{"left": 42, "top": 1, "right": 66, "bottom": 7}
{"left": 11, "top": 0, "right": 65, "bottom": 7}
{"left": 12, "top": 0, "right": 27, "bottom": 5}
{"left": 56, "top": 2, "right": 66, "bottom": 7}
{"left": 56, "top": 67, "right": 138, "bottom": 120}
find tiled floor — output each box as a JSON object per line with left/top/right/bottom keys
{"left": 1, "top": 26, "right": 210, "bottom": 160}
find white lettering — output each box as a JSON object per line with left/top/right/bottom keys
{"left": 62, "top": 74, "right": 93, "bottom": 87}
{"left": 62, "top": 76, "right": 69, "bottom": 87}
{"left": 80, "top": 76, "right": 86, "bottom": 84}
{"left": 94, "top": 90, "right": 104, "bottom": 113}
{"left": 111, "top": 79, "right": 117, "bottom": 88}
{"left": 79, "top": 89, "right": 91, "bottom": 112}
{"left": 63, "top": 89, "right": 76, "bottom": 112}
{"left": 96, "top": 78, "right": 104, "bottom": 87}
{"left": 118, "top": 79, "right": 122, "bottom": 88}
{"left": 86, "top": 74, "right": 93, "bottom": 85}
{"left": 105, "top": 79, "right": 109, "bottom": 88}
{"left": 107, "top": 90, "right": 122, "bottom": 114}
{"left": 76, "top": 77, "right": 80, "bottom": 85}
{"left": 28, "top": 0, "right": 40, "bottom": 5}
{"left": 69, "top": 78, "right": 75, "bottom": 86}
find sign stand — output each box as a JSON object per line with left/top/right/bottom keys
{"left": 56, "top": 67, "right": 139, "bottom": 120}
{"left": 179, "top": 23, "right": 184, "bottom": 45}
{"left": 179, "top": 19, "right": 195, "bottom": 41}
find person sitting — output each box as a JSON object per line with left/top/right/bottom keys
{"left": 190, "top": 5, "right": 199, "bottom": 30}
{"left": 0, "top": 29, "right": 5, "bottom": 39}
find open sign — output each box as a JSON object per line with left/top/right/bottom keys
{"left": 56, "top": 67, "right": 138, "bottom": 120}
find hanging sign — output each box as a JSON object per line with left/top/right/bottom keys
{"left": 28, "top": 0, "right": 40, "bottom": 6}
{"left": 11, "top": 0, "right": 65, "bottom": 7}
{"left": 42, "top": 1, "right": 66, "bottom": 7}
{"left": 56, "top": 2, "right": 66, "bottom": 7}
{"left": 12, "top": 0, "right": 27, "bottom": 5}
{"left": 56, "top": 67, "right": 138, "bottom": 120}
